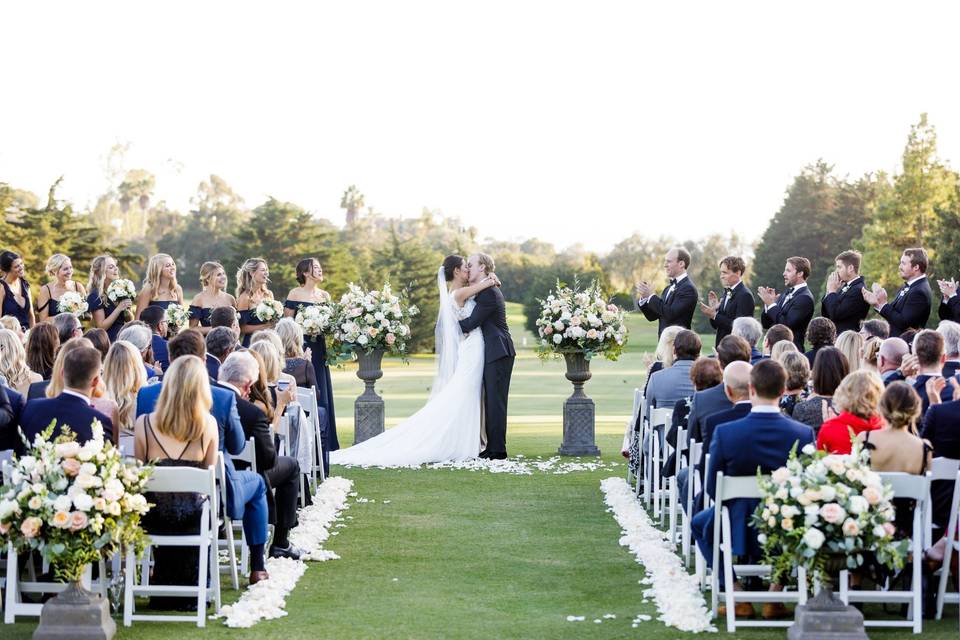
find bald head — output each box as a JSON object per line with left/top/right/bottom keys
{"left": 877, "top": 337, "right": 909, "bottom": 374}
{"left": 723, "top": 360, "right": 753, "bottom": 402}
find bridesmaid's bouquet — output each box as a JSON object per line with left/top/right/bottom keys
{"left": 106, "top": 278, "right": 137, "bottom": 304}
{"left": 295, "top": 302, "right": 335, "bottom": 339}
{"left": 253, "top": 299, "right": 284, "bottom": 323}
{"left": 163, "top": 303, "right": 191, "bottom": 333}
{"left": 332, "top": 282, "right": 419, "bottom": 359}
{"left": 535, "top": 279, "right": 627, "bottom": 361}
{"left": 58, "top": 291, "right": 89, "bottom": 316}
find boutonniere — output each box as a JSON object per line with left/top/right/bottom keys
{"left": 840, "top": 285, "right": 850, "bottom": 293}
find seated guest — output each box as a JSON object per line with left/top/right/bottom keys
{"left": 0, "top": 315, "right": 25, "bottom": 340}
{"left": 804, "top": 317, "right": 837, "bottom": 367}
{"left": 0, "top": 328, "right": 42, "bottom": 395}
{"left": 732, "top": 316, "right": 764, "bottom": 364}
{"left": 770, "top": 339, "right": 798, "bottom": 363}
{"left": 911, "top": 329, "right": 949, "bottom": 413}
{"left": 248, "top": 340, "right": 298, "bottom": 419}
{"left": 51, "top": 311, "right": 83, "bottom": 344}
{"left": 83, "top": 327, "right": 110, "bottom": 361}
{"left": 250, "top": 329, "right": 286, "bottom": 359}
{"left": 134, "top": 355, "right": 219, "bottom": 610}
{"left": 44, "top": 337, "right": 119, "bottom": 438}
{"left": 777, "top": 351, "right": 810, "bottom": 417}
{"left": 761, "top": 324, "right": 794, "bottom": 356}
{"left": 862, "top": 247, "right": 933, "bottom": 338}
{"left": 25, "top": 322, "right": 59, "bottom": 380}
{"left": 860, "top": 318, "right": 891, "bottom": 341}
{"left": 277, "top": 318, "right": 319, "bottom": 391}
{"left": 877, "top": 337, "right": 910, "bottom": 385}
{"left": 218, "top": 351, "right": 303, "bottom": 560}
{"left": 920, "top": 373, "right": 960, "bottom": 538}
{"left": 641, "top": 325, "right": 684, "bottom": 397}
{"left": 644, "top": 329, "right": 701, "bottom": 418}
{"left": 118, "top": 323, "right": 162, "bottom": 381}
{"left": 691, "top": 359, "right": 814, "bottom": 618}
{"left": 687, "top": 335, "right": 751, "bottom": 443}
{"left": 662, "top": 357, "right": 722, "bottom": 480}
{"left": 139, "top": 305, "right": 170, "bottom": 372}
{"left": 205, "top": 326, "right": 237, "bottom": 380}
{"left": 816, "top": 370, "right": 884, "bottom": 453}
{"left": 792, "top": 347, "right": 848, "bottom": 432}
{"left": 835, "top": 330, "right": 865, "bottom": 372}
{"left": 210, "top": 305, "right": 242, "bottom": 340}
{"left": 103, "top": 340, "right": 147, "bottom": 438}
{"left": 18, "top": 346, "right": 113, "bottom": 451}
{"left": 936, "top": 320, "right": 960, "bottom": 378}
{"left": 862, "top": 337, "right": 881, "bottom": 373}
{"left": 0, "top": 382, "right": 24, "bottom": 451}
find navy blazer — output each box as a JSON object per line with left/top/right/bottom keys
{"left": 939, "top": 295, "right": 960, "bottom": 324}
{"left": 27, "top": 379, "right": 50, "bottom": 400}
{"left": 637, "top": 276, "right": 698, "bottom": 336}
{"left": 761, "top": 285, "right": 816, "bottom": 351}
{"left": 0, "top": 384, "right": 24, "bottom": 451}
{"left": 914, "top": 374, "right": 952, "bottom": 416}
{"left": 687, "top": 383, "right": 734, "bottom": 443}
{"left": 921, "top": 400, "right": 960, "bottom": 530}
{"left": 18, "top": 393, "right": 114, "bottom": 454}
{"left": 151, "top": 334, "right": 170, "bottom": 372}
{"left": 710, "top": 281, "right": 756, "bottom": 347}
{"left": 136, "top": 379, "right": 247, "bottom": 519}
{"left": 880, "top": 276, "right": 933, "bottom": 338}
{"left": 704, "top": 410, "right": 814, "bottom": 556}
{"left": 696, "top": 402, "right": 752, "bottom": 474}
{"left": 459, "top": 286, "right": 516, "bottom": 363}
{"left": 821, "top": 277, "right": 870, "bottom": 335}
{"left": 205, "top": 354, "right": 221, "bottom": 381}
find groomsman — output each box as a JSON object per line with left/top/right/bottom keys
{"left": 634, "top": 247, "right": 698, "bottom": 336}
{"left": 821, "top": 250, "right": 870, "bottom": 334}
{"left": 699, "top": 256, "right": 756, "bottom": 347}
{"left": 862, "top": 248, "right": 933, "bottom": 338}
{"left": 759, "top": 256, "right": 816, "bottom": 351}
{"left": 936, "top": 276, "right": 960, "bottom": 322}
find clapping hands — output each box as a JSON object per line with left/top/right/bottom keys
{"left": 937, "top": 278, "right": 958, "bottom": 299}
{"left": 634, "top": 281, "right": 652, "bottom": 299}
{"left": 925, "top": 376, "right": 960, "bottom": 407}
{"left": 826, "top": 271, "right": 841, "bottom": 294}
{"left": 757, "top": 286, "right": 778, "bottom": 306}
{"left": 861, "top": 283, "right": 887, "bottom": 307}
{"left": 699, "top": 290, "right": 720, "bottom": 319}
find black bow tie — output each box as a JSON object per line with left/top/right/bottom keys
{"left": 669, "top": 279, "right": 677, "bottom": 286}
{"left": 784, "top": 287, "right": 795, "bottom": 297}
{"left": 725, "top": 287, "right": 732, "bottom": 295}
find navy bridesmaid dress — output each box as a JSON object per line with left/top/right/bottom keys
{"left": 189, "top": 305, "right": 212, "bottom": 328}
{"left": 87, "top": 287, "right": 127, "bottom": 342}
{"left": 238, "top": 309, "right": 267, "bottom": 348}
{"left": 1, "top": 280, "right": 31, "bottom": 331}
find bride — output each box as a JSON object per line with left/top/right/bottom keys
{"left": 329, "top": 255, "right": 500, "bottom": 467}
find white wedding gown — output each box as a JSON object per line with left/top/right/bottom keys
{"left": 330, "top": 297, "right": 483, "bottom": 467}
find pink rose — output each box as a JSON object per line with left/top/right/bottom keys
{"left": 819, "top": 503, "right": 846, "bottom": 524}
{"left": 543, "top": 325, "right": 553, "bottom": 335}
{"left": 69, "top": 511, "right": 89, "bottom": 532}
{"left": 20, "top": 516, "right": 42, "bottom": 538}
{"left": 385, "top": 333, "right": 396, "bottom": 345}
{"left": 61, "top": 458, "right": 81, "bottom": 477}
{"left": 862, "top": 486, "right": 881, "bottom": 505}
{"left": 0, "top": 521, "right": 10, "bottom": 535}
{"left": 882, "top": 522, "right": 896, "bottom": 537}
{"left": 841, "top": 518, "right": 860, "bottom": 537}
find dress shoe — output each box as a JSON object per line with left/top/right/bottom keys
{"left": 761, "top": 602, "right": 791, "bottom": 619}
{"left": 248, "top": 570, "right": 270, "bottom": 585}
{"left": 717, "top": 602, "right": 755, "bottom": 618}
{"left": 478, "top": 450, "right": 491, "bottom": 459}
{"left": 269, "top": 544, "right": 304, "bottom": 560}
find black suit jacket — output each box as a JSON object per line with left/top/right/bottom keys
{"left": 921, "top": 400, "right": 960, "bottom": 529}
{"left": 637, "top": 276, "right": 698, "bottom": 336}
{"left": 880, "top": 276, "right": 933, "bottom": 337}
{"left": 0, "top": 384, "right": 24, "bottom": 451}
{"left": 761, "top": 285, "right": 816, "bottom": 351}
{"left": 821, "top": 277, "right": 870, "bottom": 334}
{"left": 939, "top": 295, "right": 960, "bottom": 323}
{"left": 943, "top": 360, "right": 960, "bottom": 379}
{"left": 27, "top": 380, "right": 50, "bottom": 400}
{"left": 459, "top": 286, "right": 516, "bottom": 363}
{"left": 218, "top": 384, "right": 277, "bottom": 475}
{"left": 913, "top": 374, "right": 952, "bottom": 416}
{"left": 17, "top": 393, "right": 113, "bottom": 454}
{"left": 709, "top": 282, "right": 756, "bottom": 346}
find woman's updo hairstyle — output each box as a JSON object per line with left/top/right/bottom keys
{"left": 879, "top": 381, "right": 922, "bottom": 434}
{"left": 442, "top": 255, "right": 464, "bottom": 282}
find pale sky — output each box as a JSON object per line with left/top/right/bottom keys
{"left": 1, "top": 1, "right": 958, "bottom": 253}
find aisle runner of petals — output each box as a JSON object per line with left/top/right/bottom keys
{"left": 339, "top": 455, "right": 622, "bottom": 475}
{"left": 600, "top": 477, "right": 716, "bottom": 633}
{"left": 214, "top": 476, "right": 353, "bottom": 628}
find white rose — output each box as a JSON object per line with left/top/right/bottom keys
{"left": 819, "top": 485, "right": 837, "bottom": 502}
{"left": 771, "top": 467, "right": 791, "bottom": 484}
{"left": 55, "top": 442, "right": 81, "bottom": 458}
{"left": 801, "top": 443, "right": 816, "bottom": 455}
{"left": 775, "top": 487, "right": 789, "bottom": 501}
{"left": 28, "top": 495, "right": 43, "bottom": 510}
{"left": 553, "top": 334, "right": 563, "bottom": 345}
{"left": 76, "top": 473, "right": 102, "bottom": 489}
{"left": 847, "top": 495, "right": 868, "bottom": 515}
{"left": 357, "top": 334, "right": 369, "bottom": 346}
{"left": 80, "top": 462, "right": 97, "bottom": 476}
{"left": 803, "top": 527, "right": 825, "bottom": 550}
{"left": 53, "top": 495, "right": 73, "bottom": 512}
{"left": 73, "top": 493, "right": 94, "bottom": 512}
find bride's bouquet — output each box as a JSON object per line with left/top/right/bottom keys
{"left": 0, "top": 420, "right": 152, "bottom": 583}
{"left": 253, "top": 299, "right": 284, "bottom": 323}
{"left": 163, "top": 303, "right": 191, "bottom": 333}
{"left": 106, "top": 278, "right": 137, "bottom": 304}
{"left": 332, "top": 282, "right": 419, "bottom": 359}
{"left": 295, "top": 301, "right": 335, "bottom": 339}
{"left": 58, "top": 291, "right": 89, "bottom": 316}
{"left": 535, "top": 279, "right": 627, "bottom": 360}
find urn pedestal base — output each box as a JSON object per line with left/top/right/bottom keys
{"left": 788, "top": 588, "right": 869, "bottom": 640}
{"left": 33, "top": 582, "right": 116, "bottom": 640}
{"left": 558, "top": 352, "right": 600, "bottom": 457}
{"left": 354, "top": 349, "right": 385, "bottom": 444}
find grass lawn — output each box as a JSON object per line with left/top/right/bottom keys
{"left": 6, "top": 305, "right": 958, "bottom": 638}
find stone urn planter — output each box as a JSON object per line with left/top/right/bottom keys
{"left": 353, "top": 348, "right": 386, "bottom": 444}
{"left": 33, "top": 579, "right": 115, "bottom": 640}
{"left": 558, "top": 352, "right": 600, "bottom": 456}
{"left": 788, "top": 556, "right": 867, "bottom": 640}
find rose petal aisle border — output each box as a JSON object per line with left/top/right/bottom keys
{"left": 600, "top": 477, "right": 716, "bottom": 633}
{"left": 214, "top": 476, "right": 354, "bottom": 628}
{"left": 337, "top": 455, "right": 622, "bottom": 475}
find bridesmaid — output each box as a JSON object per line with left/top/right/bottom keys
{"left": 283, "top": 257, "right": 340, "bottom": 466}
{"left": 135, "top": 253, "right": 183, "bottom": 320}
{"left": 189, "top": 261, "right": 236, "bottom": 334}
{"left": 0, "top": 250, "right": 35, "bottom": 331}
{"left": 87, "top": 255, "right": 133, "bottom": 342}
{"left": 36, "top": 254, "right": 86, "bottom": 321}
{"left": 236, "top": 258, "right": 275, "bottom": 348}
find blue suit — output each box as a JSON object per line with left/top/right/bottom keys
{"left": 205, "top": 354, "right": 220, "bottom": 381}
{"left": 692, "top": 410, "right": 814, "bottom": 566}
{"left": 18, "top": 393, "right": 114, "bottom": 454}
{"left": 151, "top": 334, "right": 169, "bottom": 372}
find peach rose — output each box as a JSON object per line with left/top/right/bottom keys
{"left": 61, "top": 458, "right": 82, "bottom": 477}
{"left": 51, "top": 510, "right": 71, "bottom": 529}
{"left": 862, "top": 486, "right": 881, "bottom": 505}
{"left": 20, "top": 516, "right": 42, "bottom": 538}
{"left": 69, "top": 511, "right": 88, "bottom": 532}
{"left": 819, "top": 503, "right": 846, "bottom": 524}
{"left": 385, "top": 333, "right": 396, "bottom": 345}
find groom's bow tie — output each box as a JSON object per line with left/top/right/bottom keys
{"left": 668, "top": 278, "right": 677, "bottom": 286}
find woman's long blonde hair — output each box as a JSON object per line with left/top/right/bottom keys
{"left": 654, "top": 325, "right": 684, "bottom": 368}
{"left": 154, "top": 356, "right": 211, "bottom": 443}
{"left": 46, "top": 337, "right": 95, "bottom": 397}
{"left": 833, "top": 370, "right": 884, "bottom": 419}
{"left": 45, "top": 253, "right": 71, "bottom": 281}
{"left": 235, "top": 258, "right": 268, "bottom": 299}
{"left": 249, "top": 340, "right": 283, "bottom": 383}
{"left": 0, "top": 328, "right": 32, "bottom": 388}
{"left": 103, "top": 340, "right": 147, "bottom": 431}
{"left": 275, "top": 317, "right": 304, "bottom": 358}
{"left": 836, "top": 330, "right": 865, "bottom": 372}
{"left": 144, "top": 254, "right": 178, "bottom": 297}
{"left": 88, "top": 255, "right": 113, "bottom": 304}
{"left": 199, "top": 261, "right": 224, "bottom": 289}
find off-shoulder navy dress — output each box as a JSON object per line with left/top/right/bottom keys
{"left": 189, "top": 305, "right": 213, "bottom": 328}
{"left": 238, "top": 308, "right": 268, "bottom": 348}
{"left": 87, "top": 288, "right": 127, "bottom": 342}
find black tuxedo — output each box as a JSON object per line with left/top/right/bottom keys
{"left": 880, "top": 276, "right": 932, "bottom": 338}
{"left": 921, "top": 400, "right": 960, "bottom": 530}
{"left": 761, "top": 284, "right": 816, "bottom": 351}
{"left": 17, "top": 392, "right": 113, "bottom": 454}
{"left": 913, "top": 374, "right": 952, "bottom": 416}
{"left": 460, "top": 286, "right": 516, "bottom": 456}
{"left": 0, "top": 384, "right": 23, "bottom": 451}
{"left": 938, "top": 294, "right": 960, "bottom": 323}
{"left": 944, "top": 360, "right": 960, "bottom": 379}
{"left": 637, "top": 276, "right": 698, "bottom": 336}
{"left": 709, "top": 281, "right": 756, "bottom": 347}
{"left": 821, "top": 276, "right": 870, "bottom": 334}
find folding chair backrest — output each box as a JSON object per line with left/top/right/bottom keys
{"left": 216, "top": 453, "right": 229, "bottom": 516}
{"left": 229, "top": 437, "right": 257, "bottom": 474}
{"left": 297, "top": 386, "right": 319, "bottom": 421}
{"left": 716, "top": 472, "right": 763, "bottom": 502}
{"left": 676, "top": 427, "right": 687, "bottom": 453}
{"left": 880, "top": 472, "right": 928, "bottom": 501}
{"left": 119, "top": 434, "right": 135, "bottom": 457}
{"left": 650, "top": 407, "right": 672, "bottom": 428}
{"left": 929, "top": 457, "right": 960, "bottom": 481}
{"left": 689, "top": 441, "right": 703, "bottom": 469}
{"left": 0, "top": 449, "right": 12, "bottom": 482}
{"left": 147, "top": 465, "right": 217, "bottom": 500}
{"left": 631, "top": 388, "right": 642, "bottom": 428}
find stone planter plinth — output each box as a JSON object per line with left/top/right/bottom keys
{"left": 354, "top": 348, "right": 385, "bottom": 444}
{"left": 558, "top": 352, "right": 600, "bottom": 456}
{"left": 33, "top": 581, "right": 115, "bottom": 640}
{"left": 788, "top": 586, "right": 868, "bottom": 639}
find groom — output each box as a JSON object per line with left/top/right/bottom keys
{"left": 459, "top": 253, "right": 516, "bottom": 460}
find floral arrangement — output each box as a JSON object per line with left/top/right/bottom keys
{"left": 254, "top": 299, "right": 284, "bottom": 323}
{"left": 752, "top": 442, "right": 908, "bottom": 584}
{"left": 295, "top": 301, "right": 335, "bottom": 339}
{"left": 58, "top": 291, "right": 89, "bottom": 316}
{"left": 331, "top": 283, "right": 419, "bottom": 358}
{"left": 0, "top": 421, "right": 152, "bottom": 582}
{"left": 105, "top": 278, "right": 137, "bottom": 304}
{"left": 163, "top": 303, "right": 191, "bottom": 333}
{"left": 535, "top": 279, "right": 627, "bottom": 360}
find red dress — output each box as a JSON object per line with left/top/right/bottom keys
{"left": 816, "top": 412, "right": 884, "bottom": 454}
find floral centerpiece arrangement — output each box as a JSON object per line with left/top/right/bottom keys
{"left": 163, "top": 303, "right": 191, "bottom": 333}
{"left": 535, "top": 279, "right": 627, "bottom": 360}
{"left": 105, "top": 278, "right": 137, "bottom": 305}
{"left": 752, "top": 442, "right": 907, "bottom": 586}
{"left": 253, "top": 299, "right": 284, "bottom": 323}
{"left": 295, "top": 297, "right": 336, "bottom": 339}
{"left": 331, "top": 283, "right": 419, "bottom": 359}
{"left": 0, "top": 421, "right": 152, "bottom": 584}
{"left": 58, "top": 291, "right": 89, "bottom": 316}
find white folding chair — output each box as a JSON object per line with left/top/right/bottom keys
{"left": 838, "top": 472, "right": 929, "bottom": 633}
{"left": 119, "top": 434, "right": 136, "bottom": 458}
{"left": 683, "top": 440, "right": 702, "bottom": 568}
{"left": 711, "top": 472, "right": 808, "bottom": 632}
{"left": 931, "top": 465, "right": 960, "bottom": 624}
{"left": 215, "top": 454, "right": 240, "bottom": 590}
{"left": 667, "top": 427, "right": 687, "bottom": 545}
{"left": 276, "top": 414, "right": 289, "bottom": 457}
{"left": 648, "top": 407, "right": 672, "bottom": 520}
{"left": 4, "top": 548, "right": 106, "bottom": 623}
{"left": 297, "top": 385, "right": 326, "bottom": 488}
{"left": 227, "top": 438, "right": 258, "bottom": 576}
{"left": 123, "top": 464, "right": 220, "bottom": 627}
{"left": 625, "top": 388, "right": 642, "bottom": 484}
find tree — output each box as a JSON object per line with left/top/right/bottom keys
{"left": 601, "top": 233, "right": 674, "bottom": 293}
{"left": 341, "top": 185, "right": 365, "bottom": 226}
